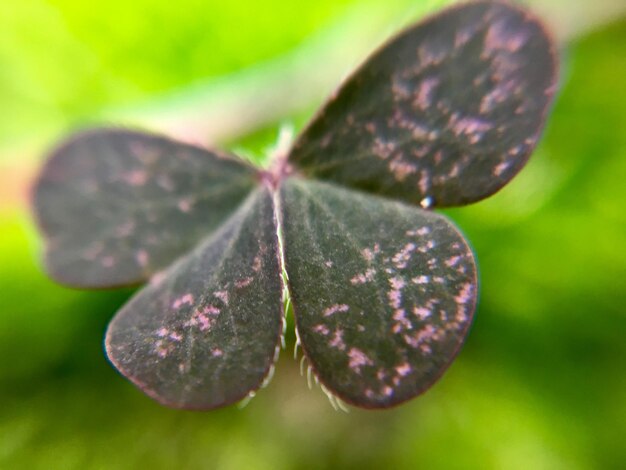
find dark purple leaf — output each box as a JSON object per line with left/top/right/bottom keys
{"left": 33, "top": 128, "right": 259, "bottom": 288}
{"left": 280, "top": 179, "right": 477, "bottom": 408}
{"left": 288, "top": 1, "right": 558, "bottom": 207}
{"left": 105, "top": 188, "right": 282, "bottom": 410}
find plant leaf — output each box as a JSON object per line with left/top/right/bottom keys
{"left": 280, "top": 179, "right": 477, "bottom": 408}
{"left": 33, "top": 128, "right": 259, "bottom": 287}
{"left": 105, "top": 187, "right": 282, "bottom": 410}
{"left": 288, "top": 1, "right": 558, "bottom": 207}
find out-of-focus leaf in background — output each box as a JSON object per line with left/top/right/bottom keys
{"left": 0, "top": 1, "right": 624, "bottom": 469}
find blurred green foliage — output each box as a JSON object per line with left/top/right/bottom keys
{"left": 0, "top": 0, "right": 360, "bottom": 144}
{"left": 0, "top": 1, "right": 625, "bottom": 469}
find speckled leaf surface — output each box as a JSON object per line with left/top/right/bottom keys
{"left": 280, "top": 179, "right": 477, "bottom": 408}
{"left": 288, "top": 1, "right": 558, "bottom": 207}
{"left": 33, "top": 128, "right": 258, "bottom": 287}
{"left": 105, "top": 188, "right": 282, "bottom": 410}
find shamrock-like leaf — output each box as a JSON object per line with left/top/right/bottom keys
{"left": 280, "top": 179, "right": 476, "bottom": 407}
{"left": 31, "top": 1, "right": 558, "bottom": 410}
{"left": 33, "top": 129, "right": 258, "bottom": 287}
{"left": 106, "top": 188, "right": 282, "bottom": 409}
{"left": 288, "top": 1, "right": 558, "bottom": 207}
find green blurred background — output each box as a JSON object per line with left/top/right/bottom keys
{"left": 1, "top": 1, "right": 625, "bottom": 468}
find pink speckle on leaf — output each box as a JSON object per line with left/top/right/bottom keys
{"left": 177, "top": 198, "right": 193, "bottom": 213}
{"left": 406, "top": 226, "right": 430, "bottom": 237}
{"left": 413, "top": 306, "right": 431, "bottom": 320}
{"left": 485, "top": 20, "right": 529, "bottom": 54}
{"left": 392, "top": 76, "right": 411, "bottom": 100}
{"left": 329, "top": 329, "right": 346, "bottom": 350}
{"left": 136, "top": 249, "right": 149, "bottom": 267}
{"left": 169, "top": 331, "right": 183, "bottom": 342}
{"left": 389, "top": 157, "right": 417, "bottom": 181}
{"left": 445, "top": 255, "right": 462, "bottom": 268}
{"left": 323, "top": 304, "right": 349, "bottom": 317}
{"left": 388, "top": 276, "right": 406, "bottom": 309}
{"left": 154, "top": 340, "right": 174, "bottom": 359}
{"left": 493, "top": 161, "right": 510, "bottom": 177}
{"left": 203, "top": 305, "right": 221, "bottom": 316}
{"left": 172, "top": 293, "right": 194, "bottom": 309}
{"left": 412, "top": 275, "right": 429, "bottom": 285}
{"left": 433, "top": 150, "right": 443, "bottom": 164}
{"left": 348, "top": 348, "right": 374, "bottom": 374}
{"left": 455, "top": 283, "right": 473, "bottom": 304}
{"left": 388, "top": 289, "right": 403, "bottom": 309}
{"left": 235, "top": 277, "right": 254, "bottom": 288}
{"left": 101, "top": 256, "right": 115, "bottom": 268}
{"left": 373, "top": 137, "right": 395, "bottom": 160}
{"left": 361, "top": 248, "right": 375, "bottom": 262}
{"left": 395, "top": 362, "right": 412, "bottom": 377}
{"left": 150, "top": 271, "right": 166, "bottom": 286}
{"left": 124, "top": 170, "right": 148, "bottom": 186}
{"left": 393, "top": 309, "right": 407, "bottom": 321}
{"left": 214, "top": 290, "right": 229, "bottom": 305}
{"left": 456, "top": 304, "right": 468, "bottom": 323}
{"left": 361, "top": 244, "right": 382, "bottom": 262}
{"left": 414, "top": 77, "right": 440, "bottom": 110}
{"left": 350, "top": 268, "right": 376, "bottom": 285}
{"left": 187, "top": 305, "right": 219, "bottom": 331}
{"left": 389, "top": 276, "right": 405, "bottom": 290}
{"left": 156, "top": 346, "right": 169, "bottom": 358}
{"left": 455, "top": 28, "right": 473, "bottom": 47}
{"left": 196, "top": 314, "right": 210, "bottom": 331}
{"left": 392, "top": 243, "right": 416, "bottom": 269}
{"left": 392, "top": 309, "right": 412, "bottom": 333}
{"left": 480, "top": 83, "right": 511, "bottom": 113}
{"left": 450, "top": 114, "right": 492, "bottom": 139}
{"left": 418, "top": 170, "right": 430, "bottom": 194}
{"left": 313, "top": 324, "right": 330, "bottom": 335}
{"left": 404, "top": 325, "right": 437, "bottom": 349}
{"left": 418, "top": 44, "right": 447, "bottom": 67}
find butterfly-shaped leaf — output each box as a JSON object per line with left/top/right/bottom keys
{"left": 33, "top": 129, "right": 258, "bottom": 287}
{"left": 31, "top": 1, "right": 558, "bottom": 411}
{"left": 280, "top": 179, "right": 476, "bottom": 407}
{"left": 288, "top": 1, "right": 558, "bottom": 207}
{"left": 105, "top": 188, "right": 282, "bottom": 409}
